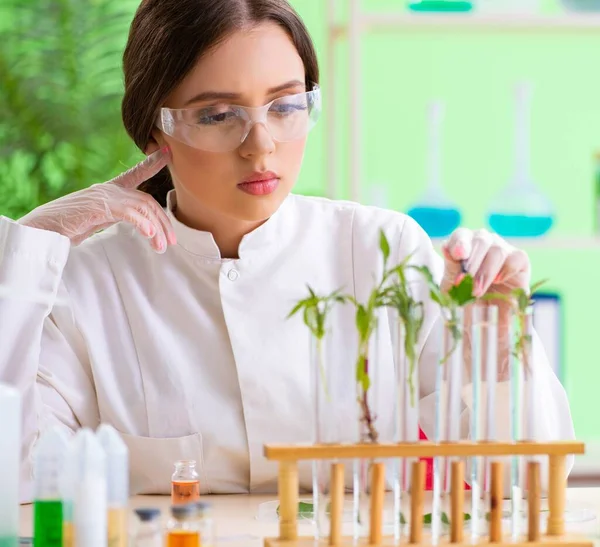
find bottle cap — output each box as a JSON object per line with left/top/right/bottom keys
{"left": 135, "top": 508, "right": 161, "bottom": 522}
{"left": 171, "top": 503, "right": 199, "bottom": 519}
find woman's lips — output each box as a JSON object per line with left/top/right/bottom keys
{"left": 237, "top": 175, "right": 279, "bottom": 195}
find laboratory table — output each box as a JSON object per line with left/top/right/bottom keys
{"left": 19, "top": 489, "right": 600, "bottom": 546}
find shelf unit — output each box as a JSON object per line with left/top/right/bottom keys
{"left": 325, "top": 2, "right": 600, "bottom": 203}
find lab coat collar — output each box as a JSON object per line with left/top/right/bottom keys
{"left": 165, "top": 190, "right": 291, "bottom": 260}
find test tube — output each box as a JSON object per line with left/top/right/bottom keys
{"left": 96, "top": 424, "right": 129, "bottom": 547}
{"left": 70, "top": 428, "right": 107, "bottom": 547}
{"left": 0, "top": 383, "right": 20, "bottom": 547}
{"left": 33, "top": 427, "right": 69, "bottom": 547}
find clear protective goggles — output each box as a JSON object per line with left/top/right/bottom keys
{"left": 156, "top": 84, "right": 321, "bottom": 153}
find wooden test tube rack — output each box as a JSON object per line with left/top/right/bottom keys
{"left": 263, "top": 441, "right": 591, "bottom": 547}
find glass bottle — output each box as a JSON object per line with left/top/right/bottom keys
{"left": 166, "top": 504, "right": 201, "bottom": 547}
{"left": 195, "top": 502, "right": 214, "bottom": 546}
{"left": 132, "top": 508, "right": 162, "bottom": 547}
{"left": 171, "top": 461, "right": 200, "bottom": 505}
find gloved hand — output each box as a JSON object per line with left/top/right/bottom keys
{"left": 441, "top": 227, "right": 530, "bottom": 296}
{"left": 440, "top": 228, "right": 531, "bottom": 379}
{"left": 18, "top": 147, "right": 176, "bottom": 253}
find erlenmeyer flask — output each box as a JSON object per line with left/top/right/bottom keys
{"left": 487, "top": 83, "right": 555, "bottom": 238}
{"left": 561, "top": 0, "right": 600, "bottom": 11}
{"left": 408, "top": 0, "right": 473, "bottom": 11}
{"left": 407, "top": 101, "right": 462, "bottom": 238}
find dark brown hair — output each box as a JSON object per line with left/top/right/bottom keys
{"left": 121, "top": 0, "right": 319, "bottom": 206}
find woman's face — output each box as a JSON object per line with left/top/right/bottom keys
{"left": 153, "top": 22, "right": 308, "bottom": 225}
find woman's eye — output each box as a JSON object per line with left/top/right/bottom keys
{"left": 271, "top": 103, "right": 306, "bottom": 115}
{"left": 196, "top": 110, "right": 237, "bottom": 125}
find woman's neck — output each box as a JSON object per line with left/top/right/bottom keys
{"left": 173, "top": 194, "right": 264, "bottom": 259}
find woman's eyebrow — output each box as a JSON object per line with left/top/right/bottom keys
{"left": 184, "top": 79, "right": 305, "bottom": 106}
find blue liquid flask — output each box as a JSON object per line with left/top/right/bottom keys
{"left": 408, "top": 1, "right": 474, "bottom": 11}
{"left": 407, "top": 101, "right": 462, "bottom": 238}
{"left": 487, "top": 82, "right": 554, "bottom": 238}
{"left": 560, "top": 0, "right": 600, "bottom": 11}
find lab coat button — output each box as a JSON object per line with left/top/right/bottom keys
{"left": 227, "top": 269, "right": 239, "bottom": 281}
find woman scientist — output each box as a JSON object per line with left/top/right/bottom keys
{"left": 0, "top": 0, "right": 573, "bottom": 501}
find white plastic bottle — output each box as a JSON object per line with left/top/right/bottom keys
{"left": 96, "top": 424, "right": 129, "bottom": 547}
{"left": 33, "top": 427, "right": 69, "bottom": 547}
{"left": 70, "top": 428, "right": 107, "bottom": 547}
{"left": 0, "top": 383, "right": 20, "bottom": 547}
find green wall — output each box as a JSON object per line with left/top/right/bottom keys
{"left": 291, "top": 0, "right": 600, "bottom": 440}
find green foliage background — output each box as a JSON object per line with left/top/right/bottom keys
{"left": 0, "top": 0, "right": 142, "bottom": 219}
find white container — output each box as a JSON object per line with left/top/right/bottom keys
{"left": 97, "top": 424, "right": 129, "bottom": 547}
{"left": 34, "top": 427, "right": 69, "bottom": 499}
{"left": 0, "top": 383, "right": 21, "bottom": 546}
{"left": 70, "top": 428, "right": 107, "bottom": 547}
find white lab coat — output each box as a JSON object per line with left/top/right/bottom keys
{"left": 0, "top": 191, "right": 574, "bottom": 503}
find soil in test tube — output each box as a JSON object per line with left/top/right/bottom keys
{"left": 167, "top": 530, "right": 201, "bottom": 547}
{"left": 33, "top": 500, "right": 63, "bottom": 546}
{"left": 171, "top": 480, "right": 200, "bottom": 505}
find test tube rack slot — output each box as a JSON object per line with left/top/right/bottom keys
{"left": 262, "top": 441, "right": 590, "bottom": 547}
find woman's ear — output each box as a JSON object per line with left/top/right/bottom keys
{"left": 145, "top": 129, "right": 167, "bottom": 155}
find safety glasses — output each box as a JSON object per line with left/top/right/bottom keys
{"left": 156, "top": 85, "right": 321, "bottom": 153}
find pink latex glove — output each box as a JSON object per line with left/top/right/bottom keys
{"left": 18, "top": 147, "right": 176, "bottom": 253}
{"left": 441, "top": 228, "right": 531, "bottom": 379}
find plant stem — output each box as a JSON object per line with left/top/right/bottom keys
{"left": 358, "top": 355, "right": 379, "bottom": 443}
{"left": 408, "top": 354, "right": 417, "bottom": 408}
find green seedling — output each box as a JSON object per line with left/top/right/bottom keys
{"left": 411, "top": 266, "right": 476, "bottom": 364}
{"left": 288, "top": 287, "right": 348, "bottom": 399}
{"left": 379, "top": 247, "right": 425, "bottom": 408}
{"left": 348, "top": 230, "right": 401, "bottom": 443}
{"left": 485, "top": 279, "right": 547, "bottom": 371}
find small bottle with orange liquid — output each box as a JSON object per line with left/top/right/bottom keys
{"left": 171, "top": 460, "right": 200, "bottom": 505}
{"left": 166, "top": 504, "right": 201, "bottom": 547}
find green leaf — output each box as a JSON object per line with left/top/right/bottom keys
{"left": 421, "top": 512, "right": 470, "bottom": 525}
{"left": 356, "top": 354, "right": 371, "bottom": 391}
{"left": 379, "top": 229, "right": 390, "bottom": 263}
{"left": 530, "top": 278, "right": 548, "bottom": 295}
{"left": 355, "top": 305, "right": 371, "bottom": 338}
{"left": 448, "top": 274, "right": 476, "bottom": 306}
{"left": 298, "top": 501, "right": 314, "bottom": 515}
{"left": 516, "top": 289, "right": 530, "bottom": 311}
{"left": 276, "top": 501, "right": 315, "bottom": 517}
{"left": 409, "top": 265, "right": 435, "bottom": 285}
